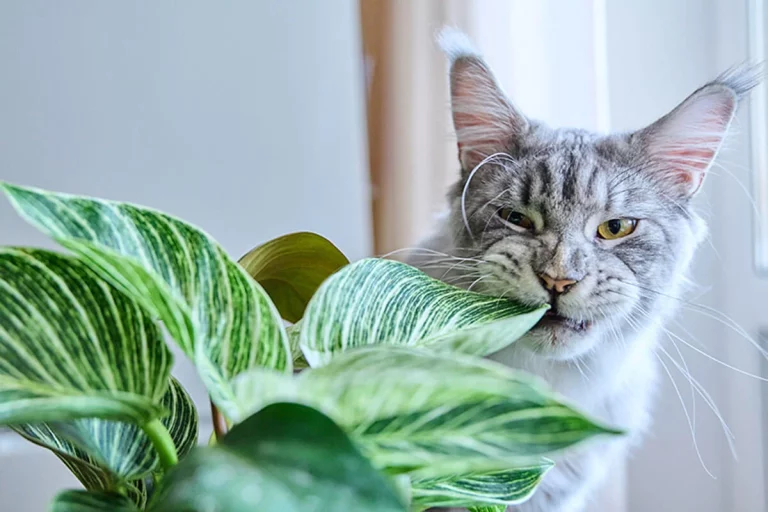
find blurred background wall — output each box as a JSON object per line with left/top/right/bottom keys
{"left": 1, "top": 0, "right": 767, "bottom": 511}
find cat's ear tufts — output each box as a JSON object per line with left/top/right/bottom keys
{"left": 438, "top": 27, "right": 528, "bottom": 173}
{"left": 633, "top": 64, "right": 762, "bottom": 197}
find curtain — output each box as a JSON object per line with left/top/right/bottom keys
{"left": 360, "top": 0, "right": 472, "bottom": 255}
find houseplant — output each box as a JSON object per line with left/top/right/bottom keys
{"left": 0, "top": 183, "right": 620, "bottom": 511}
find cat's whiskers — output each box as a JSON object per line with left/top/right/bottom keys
{"left": 384, "top": 247, "right": 487, "bottom": 265}
{"left": 618, "top": 280, "right": 768, "bottom": 359}
{"left": 467, "top": 274, "right": 490, "bottom": 292}
{"left": 628, "top": 303, "right": 739, "bottom": 462}
{"left": 654, "top": 349, "right": 717, "bottom": 479}
{"left": 622, "top": 308, "right": 722, "bottom": 472}
{"left": 666, "top": 327, "right": 699, "bottom": 450}
{"left": 626, "top": 301, "right": 705, "bottom": 464}
{"left": 461, "top": 152, "right": 516, "bottom": 240}
{"left": 658, "top": 343, "right": 738, "bottom": 458}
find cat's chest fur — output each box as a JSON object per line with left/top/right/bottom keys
{"left": 489, "top": 326, "right": 660, "bottom": 435}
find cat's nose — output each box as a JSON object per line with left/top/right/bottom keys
{"left": 537, "top": 273, "right": 578, "bottom": 295}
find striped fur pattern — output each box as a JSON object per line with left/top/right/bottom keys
{"left": 411, "top": 28, "right": 761, "bottom": 512}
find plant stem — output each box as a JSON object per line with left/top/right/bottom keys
{"left": 142, "top": 419, "right": 178, "bottom": 471}
{"left": 210, "top": 399, "right": 228, "bottom": 440}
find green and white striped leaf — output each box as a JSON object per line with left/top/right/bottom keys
{"left": 467, "top": 506, "right": 507, "bottom": 512}
{"left": 2, "top": 183, "right": 291, "bottom": 419}
{"left": 410, "top": 463, "right": 552, "bottom": 509}
{"left": 0, "top": 248, "right": 171, "bottom": 425}
{"left": 298, "top": 258, "right": 547, "bottom": 367}
{"left": 14, "top": 378, "right": 198, "bottom": 508}
{"left": 149, "top": 403, "right": 406, "bottom": 512}
{"left": 239, "top": 231, "right": 349, "bottom": 323}
{"left": 50, "top": 490, "right": 138, "bottom": 512}
{"left": 14, "top": 378, "right": 197, "bottom": 481}
{"left": 232, "top": 348, "right": 621, "bottom": 477}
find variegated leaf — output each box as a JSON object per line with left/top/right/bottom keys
{"left": 17, "top": 421, "right": 150, "bottom": 507}
{"left": 239, "top": 231, "right": 349, "bottom": 323}
{"left": 298, "top": 258, "right": 547, "bottom": 366}
{"left": 410, "top": 463, "right": 552, "bottom": 508}
{"left": 50, "top": 490, "right": 138, "bottom": 512}
{"left": 2, "top": 183, "right": 291, "bottom": 419}
{"left": 149, "top": 403, "right": 406, "bottom": 512}
{"left": 0, "top": 248, "right": 170, "bottom": 425}
{"left": 14, "top": 378, "right": 197, "bottom": 507}
{"left": 467, "top": 506, "right": 507, "bottom": 512}
{"left": 232, "top": 348, "right": 621, "bottom": 477}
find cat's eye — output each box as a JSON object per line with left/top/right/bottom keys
{"left": 498, "top": 208, "right": 534, "bottom": 230}
{"left": 597, "top": 218, "right": 638, "bottom": 240}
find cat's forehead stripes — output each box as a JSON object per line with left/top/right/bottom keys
{"left": 500, "top": 144, "right": 614, "bottom": 223}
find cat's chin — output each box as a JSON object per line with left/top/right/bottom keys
{"left": 519, "top": 316, "right": 601, "bottom": 361}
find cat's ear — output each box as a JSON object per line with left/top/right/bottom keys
{"left": 439, "top": 28, "right": 528, "bottom": 172}
{"left": 632, "top": 66, "right": 761, "bottom": 197}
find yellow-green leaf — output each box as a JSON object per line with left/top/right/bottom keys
{"left": 239, "top": 232, "right": 349, "bottom": 323}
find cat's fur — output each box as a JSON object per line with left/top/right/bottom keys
{"left": 407, "top": 29, "right": 760, "bottom": 512}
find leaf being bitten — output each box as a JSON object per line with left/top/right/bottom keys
{"left": 0, "top": 248, "right": 171, "bottom": 426}
{"left": 298, "top": 258, "right": 547, "bottom": 367}
{"left": 1, "top": 183, "right": 291, "bottom": 420}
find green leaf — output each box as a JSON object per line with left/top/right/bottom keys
{"left": 150, "top": 403, "right": 407, "bottom": 512}
{"left": 467, "top": 506, "right": 507, "bottom": 512}
{"left": 298, "top": 258, "right": 547, "bottom": 367}
{"left": 50, "top": 490, "right": 138, "bottom": 512}
{"left": 239, "top": 231, "right": 349, "bottom": 323}
{"left": 0, "top": 248, "right": 171, "bottom": 425}
{"left": 233, "top": 348, "right": 621, "bottom": 477}
{"left": 1, "top": 183, "right": 291, "bottom": 419}
{"left": 14, "top": 378, "right": 198, "bottom": 508}
{"left": 287, "top": 322, "right": 309, "bottom": 370}
{"left": 410, "top": 462, "right": 552, "bottom": 508}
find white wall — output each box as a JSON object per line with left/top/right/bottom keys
{"left": 0, "top": 1, "right": 371, "bottom": 510}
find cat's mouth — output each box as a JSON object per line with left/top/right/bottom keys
{"left": 535, "top": 310, "right": 591, "bottom": 333}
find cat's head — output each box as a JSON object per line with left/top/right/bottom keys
{"left": 439, "top": 29, "right": 759, "bottom": 361}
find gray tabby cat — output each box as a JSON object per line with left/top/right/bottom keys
{"left": 408, "top": 29, "right": 760, "bottom": 512}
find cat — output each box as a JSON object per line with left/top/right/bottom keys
{"left": 406, "top": 28, "right": 760, "bottom": 512}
